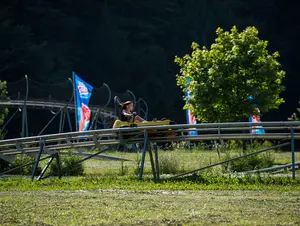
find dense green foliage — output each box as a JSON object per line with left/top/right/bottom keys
{"left": 175, "top": 26, "right": 286, "bottom": 122}
{"left": 2, "top": 154, "right": 42, "bottom": 175}
{"left": 0, "top": 153, "right": 84, "bottom": 177}
{"left": 50, "top": 154, "right": 84, "bottom": 176}
{"left": 223, "top": 150, "right": 275, "bottom": 172}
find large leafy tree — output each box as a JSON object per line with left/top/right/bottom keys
{"left": 175, "top": 26, "right": 286, "bottom": 123}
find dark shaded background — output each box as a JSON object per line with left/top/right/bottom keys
{"left": 0, "top": 0, "right": 299, "bottom": 137}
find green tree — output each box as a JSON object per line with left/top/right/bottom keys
{"left": 175, "top": 26, "right": 285, "bottom": 123}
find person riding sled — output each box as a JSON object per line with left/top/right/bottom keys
{"left": 120, "top": 101, "right": 147, "bottom": 123}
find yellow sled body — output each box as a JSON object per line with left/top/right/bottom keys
{"left": 113, "top": 119, "right": 171, "bottom": 129}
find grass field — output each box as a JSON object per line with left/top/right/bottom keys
{"left": 83, "top": 148, "right": 300, "bottom": 177}
{"left": 1, "top": 189, "right": 300, "bottom": 225}
{"left": 1, "top": 148, "right": 300, "bottom": 225}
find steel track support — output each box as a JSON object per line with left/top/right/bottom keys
{"left": 61, "top": 108, "right": 66, "bottom": 133}
{"left": 37, "top": 153, "right": 56, "bottom": 181}
{"left": 154, "top": 143, "right": 160, "bottom": 181}
{"left": 58, "top": 108, "right": 64, "bottom": 133}
{"left": 89, "top": 109, "right": 100, "bottom": 130}
{"left": 38, "top": 107, "right": 64, "bottom": 136}
{"left": 65, "top": 108, "right": 73, "bottom": 132}
{"left": 291, "top": 127, "right": 296, "bottom": 180}
{"left": 1, "top": 108, "right": 21, "bottom": 131}
{"left": 139, "top": 129, "right": 148, "bottom": 180}
{"left": 31, "top": 138, "right": 45, "bottom": 181}
{"left": 148, "top": 142, "right": 157, "bottom": 182}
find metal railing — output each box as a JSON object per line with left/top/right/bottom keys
{"left": 0, "top": 121, "right": 299, "bottom": 181}
{"left": 1, "top": 121, "right": 300, "bottom": 145}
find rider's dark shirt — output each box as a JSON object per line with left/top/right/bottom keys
{"left": 121, "top": 110, "right": 134, "bottom": 122}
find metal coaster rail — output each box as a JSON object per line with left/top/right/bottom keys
{"left": 2, "top": 75, "right": 150, "bottom": 136}
{"left": 0, "top": 121, "right": 299, "bottom": 181}
{"left": 1, "top": 121, "right": 300, "bottom": 146}
{"left": 0, "top": 99, "right": 115, "bottom": 118}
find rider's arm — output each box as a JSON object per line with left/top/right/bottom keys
{"left": 121, "top": 110, "right": 137, "bottom": 122}
{"left": 122, "top": 110, "right": 133, "bottom": 117}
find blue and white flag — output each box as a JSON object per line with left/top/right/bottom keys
{"left": 74, "top": 73, "right": 93, "bottom": 132}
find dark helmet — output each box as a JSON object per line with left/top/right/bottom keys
{"left": 121, "top": 100, "right": 133, "bottom": 109}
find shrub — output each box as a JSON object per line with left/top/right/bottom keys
{"left": 159, "top": 152, "right": 181, "bottom": 174}
{"left": 220, "top": 140, "right": 274, "bottom": 151}
{"left": 119, "top": 161, "right": 129, "bottom": 176}
{"left": 50, "top": 153, "right": 85, "bottom": 176}
{"left": 5, "top": 154, "right": 42, "bottom": 175}
{"left": 227, "top": 140, "right": 243, "bottom": 150}
{"left": 247, "top": 140, "right": 274, "bottom": 150}
{"left": 0, "top": 130, "right": 9, "bottom": 172}
{"left": 224, "top": 149, "right": 275, "bottom": 172}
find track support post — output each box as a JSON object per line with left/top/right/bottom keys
{"left": 58, "top": 108, "right": 65, "bottom": 133}
{"left": 66, "top": 108, "right": 73, "bottom": 132}
{"left": 31, "top": 138, "right": 45, "bottom": 181}
{"left": 291, "top": 127, "right": 295, "bottom": 180}
{"left": 148, "top": 142, "right": 157, "bottom": 182}
{"left": 37, "top": 153, "right": 56, "bottom": 181}
{"left": 55, "top": 153, "right": 62, "bottom": 179}
{"left": 139, "top": 129, "right": 148, "bottom": 181}
{"left": 154, "top": 143, "right": 160, "bottom": 181}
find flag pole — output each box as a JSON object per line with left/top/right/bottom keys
{"left": 72, "top": 71, "right": 78, "bottom": 131}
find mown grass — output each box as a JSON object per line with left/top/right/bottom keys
{"left": 1, "top": 189, "right": 300, "bottom": 225}
{"left": 1, "top": 172, "right": 300, "bottom": 193}
{"left": 0, "top": 148, "right": 300, "bottom": 225}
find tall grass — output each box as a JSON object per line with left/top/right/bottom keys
{"left": 159, "top": 152, "right": 181, "bottom": 174}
